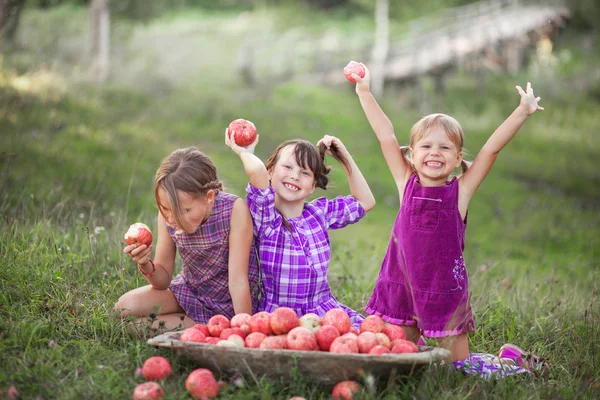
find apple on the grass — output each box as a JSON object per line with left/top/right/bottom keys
{"left": 321, "top": 309, "right": 351, "bottom": 335}
{"left": 227, "top": 118, "right": 257, "bottom": 147}
{"left": 186, "top": 368, "right": 220, "bottom": 400}
{"left": 331, "top": 380, "right": 361, "bottom": 400}
{"left": 124, "top": 222, "right": 153, "bottom": 247}
{"left": 249, "top": 311, "right": 272, "bottom": 336}
{"left": 286, "top": 327, "right": 317, "bottom": 351}
{"left": 270, "top": 307, "right": 299, "bottom": 335}
{"left": 207, "top": 315, "right": 230, "bottom": 337}
{"left": 315, "top": 324, "right": 340, "bottom": 351}
{"left": 142, "top": 356, "right": 172, "bottom": 381}
{"left": 298, "top": 313, "right": 321, "bottom": 334}
{"left": 343, "top": 61, "right": 366, "bottom": 84}
{"left": 133, "top": 382, "right": 164, "bottom": 400}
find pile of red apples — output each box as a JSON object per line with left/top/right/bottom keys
{"left": 178, "top": 307, "right": 419, "bottom": 355}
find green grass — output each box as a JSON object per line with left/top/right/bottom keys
{"left": 1, "top": 5, "right": 600, "bottom": 400}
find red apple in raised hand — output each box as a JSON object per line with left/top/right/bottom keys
{"left": 133, "top": 382, "right": 165, "bottom": 400}
{"left": 227, "top": 118, "right": 257, "bottom": 147}
{"left": 124, "top": 222, "right": 153, "bottom": 247}
{"left": 343, "top": 61, "right": 365, "bottom": 83}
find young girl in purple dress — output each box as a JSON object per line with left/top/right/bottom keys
{"left": 226, "top": 132, "right": 376, "bottom": 328}
{"left": 115, "top": 147, "right": 260, "bottom": 331}
{"left": 351, "top": 63, "right": 545, "bottom": 375}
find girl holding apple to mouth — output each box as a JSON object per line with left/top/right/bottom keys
{"left": 226, "top": 130, "right": 376, "bottom": 329}
{"left": 114, "top": 147, "right": 260, "bottom": 332}
{"left": 351, "top": 63, "right": 546, "bottom": 375}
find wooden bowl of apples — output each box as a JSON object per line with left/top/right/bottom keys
{"left": 146, "top": 308, "right": 451, "bottom": 385}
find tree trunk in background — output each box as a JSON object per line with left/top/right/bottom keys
{"left": 0, "top": 0, "right": 26, "bottom": 44}
{"left": 371, "top": 0, "right": 389, "bottom": 98}
{"left": 89, "top": 0, "right": 110, "bottom": 81}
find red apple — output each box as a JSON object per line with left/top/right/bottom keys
{"left": 133, "top": 382, "right": 164, "bottom": 400}
{"left": 124, "top": 222, "right": 153, "bottom": 247}
{"left": 286, "top": 327, "right": 317, "bottom": 351}
{"left": 192, "top": 323, "right": 210, "bottom": 337}
{"left": 321, "top": 309, "right": 351, "bottom": 335}
{"left": 207, "top": 315, "right": 230, "bottom": 337}
{"left": 249, "top": 311, "right": 272, "bottom": 336}
{"left": 205, "top": 337, "right": 221, "bottom": 345}
{"left": 350, "top": 326, "right": 359, "bottom": 336}
{"left": 180, "top": 328, "right": 206, "bottom": 343}
{"left": 186, "top": 368, "right": 220, "bottom": 399}
{"left": 369, "top": 345, "right": 391, "bottom": 355}
{"left": 315, "top": 325, "right": 340, "bottom": 351}
{"left": 230, "top": 313, "right": 252, "bottom": 334}
{"left": 391, "top": 339, "right": 419, "bottom": 354}
{"left": 375, "top": 332, "right": 391, "bottom": 349}
{"left": 227, "top": 118, "right": 257, "bottom": 147}
{"left": 244, "top": 332, "right": 267, "bottom": 348}
{"left": 141, "top": 356, "right": 172, "bottom": 381}
{"left": 331, "top": 380, "right": 361, "bottom": 399}
{"left": 329, "top": 336, "right": 359, "bottom": 354}
{"left": 224, "top": 334, "right": 245, "bottom": 347}
{"left": 270, "top": 307, "right": 300, "bottom": 335}
{"left": 382, "top": 323, "right": 407, "bottom": 341}
{"left": 298, "top": 313, "right": 321, "bottom": 334}
{"left": 360, "top": 315, "right": 385, "bottom": 334}
{"left": 289, "top": 397, "right": 307, "bottom": 400}
{"left": 356, "top": 332, "right": 378, "bottom": 354}
{"left": 259, "top": 335, "right": 287, "bottom": 350}
{"left": 220, "top": 327, "right": 247, "bottom": 340}
{"left": 343, "top": 61, "right": 366, "bottom": 84}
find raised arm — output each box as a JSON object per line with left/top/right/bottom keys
{"left": 459, "top": 82, "right": 543, "bottom": 204}
{"left": 227, "top": 198, "right": 254, "bottom": 315}
{"left": 317, "top": 135, "right": 376, "bottom": 212}
{"left": 225, "top": 129, "right": 269, "bottom": 189}
{"left": 354, "top": 63, "right": 412, "bottom": 193}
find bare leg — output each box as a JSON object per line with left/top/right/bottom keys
{"left": 437, "top": 333, "right": 470, "bottom": 361}
{"left": 114, "top": 285, "right": 196, "bottom": 331}
{"left": 400, "top": 325, "right": 421, "bottom": 343}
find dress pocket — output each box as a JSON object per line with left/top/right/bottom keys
{"left": 409, "top": 196, "right": 442, "bottom": 230}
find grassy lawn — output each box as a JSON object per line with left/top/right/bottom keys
{"left": 1, "top": 5, "right": 599, "bottom": 399}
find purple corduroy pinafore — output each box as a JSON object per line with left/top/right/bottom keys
{"left": 365, "top": 174, "right": 475, "bottom": 337}
{"left": 168, "top": 191, "right": 261, "bottom": 323}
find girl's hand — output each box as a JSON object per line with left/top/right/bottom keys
{"left": 225, "top": 128, "right": 259, "bottom": 155}
{"left": 353, "top": 63, "right": 371, "bottom": 95}
{"left": 123, "top": 244, "right": 152, "bottom": 266}
{"left": 516, "top": 82, "right": 544, "bottom": 115}
{"left": 317, "top": 135, "right": 349, "bottom": 158}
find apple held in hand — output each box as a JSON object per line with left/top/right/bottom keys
{"left": 227, "top": 118, "right": 257, "bottom": 147}
{"left": 343, "top": 61, "right": 365, "bottom": 83}
{"left": 124, "top": 222, "right": 153, "bottom": 247}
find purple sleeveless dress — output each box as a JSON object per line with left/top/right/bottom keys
{"left": 167, "top": 191, "right": 261, "bottom": 323}
{"left": 365, "top": 174, "right": 474, "bottom": 337}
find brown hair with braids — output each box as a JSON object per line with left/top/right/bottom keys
{"left": 154, "top": 147, "right": 223, "bottom": 230}
{"left": 265, "top": 139, "right": 351, "bottom": 229}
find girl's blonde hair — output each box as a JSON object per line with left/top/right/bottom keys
{"left": 401, "top": 113, "right": 472, "bottom": 175}
{"left": 154, "top": 147, "right": 223, "bottom": 229}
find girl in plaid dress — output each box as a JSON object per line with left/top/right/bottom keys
{"left": 115, "top": 147, "right": 260, "bottom": 331}
{"left": 226, "top": 131, "right": 376, "bottom": 329}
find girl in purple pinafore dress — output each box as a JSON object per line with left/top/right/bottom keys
{"left": 226, "top": 131, "right": 376, "bottom": 329}
{"left": 115, "top": 147, "right": 260, "bottom": 331}
{"left": 353, "top": 63, "right": 545, "bottom": 376}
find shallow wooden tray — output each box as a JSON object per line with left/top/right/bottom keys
{"left": 147, "top": 331, "right": 451, "bottom": 384}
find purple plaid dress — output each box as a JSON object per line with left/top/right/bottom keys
{"left": 167, "top": 191, "right": 260, "bottom": 323}
{"left": 365, "top": 174, "right": 475, "bottom": 337}
{"left": 246, "top": 184, "right": 366, "bottom": 328}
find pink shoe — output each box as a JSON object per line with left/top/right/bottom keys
{"left": 499, "top": 343, "right": 549, "bottom": 372}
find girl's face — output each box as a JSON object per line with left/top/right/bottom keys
{"left": 157, "top": 187, "right": 214, "bottom": 233}
{"left": 410, "top": 128, "right": 463, "bottom": 186}
{"left": 268, "top": 145, "right": 316, "bottom": 204}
